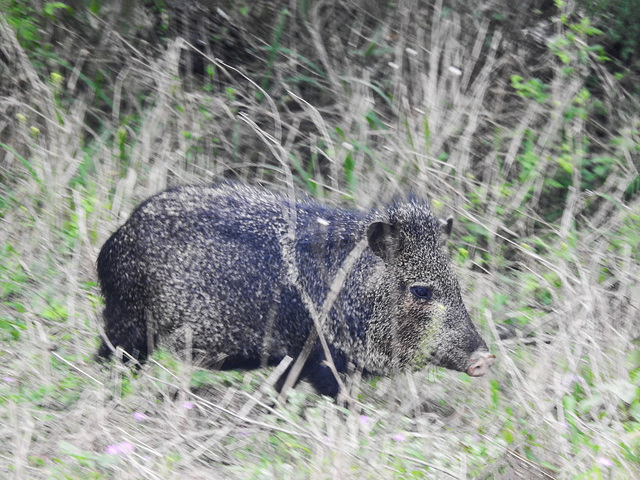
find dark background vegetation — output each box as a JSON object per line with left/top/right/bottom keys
{"left": 1, "top": 0, "right": 639, "bottom": 478}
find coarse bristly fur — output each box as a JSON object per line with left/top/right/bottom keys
{"left": 97, "top": 183, "right": 494, "bottom": 397}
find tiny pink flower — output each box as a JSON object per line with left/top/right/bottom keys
{"left": 132, "top": 412, "right": 147, "bottom": 421}
{"left": 359, "top": 415, "right": 371, "bottom": 426}
{"left": 392, "top": 433, "right": 406, "bottom": 442}
{"left": 2, "top": 377, "right": 15, "bottom": 383}
{"left": 182, "top": 401, "right": 194, "bottom": 409}
{"left": 597, "top": 457, "right": 614, "bottom": 468}
{"left": 105, "top": 444, "right": 119, "bottom": 455}
{"left": 105, "top": 441, "right": 135, "bottom": 455}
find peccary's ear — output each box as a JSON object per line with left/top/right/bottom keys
{"left": 439, "top": 216, "right": 453, "bottom": 237}
{"left": 367, "top": 221, "right": 399, "bottom": 262}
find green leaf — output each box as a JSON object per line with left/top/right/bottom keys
{"left": 43, "top": 2, "right": 73, "bottom": 18}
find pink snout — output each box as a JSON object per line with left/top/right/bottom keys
{"left": 467, "top": 350, "right": 496, "bottom": 377}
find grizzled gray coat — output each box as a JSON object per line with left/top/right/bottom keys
{"left": 97, "top": 183, "right": 494, "bottom": 396}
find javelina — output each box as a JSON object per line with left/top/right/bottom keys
{"left": 97, "top": 183, "right": 495, "bottom": 397}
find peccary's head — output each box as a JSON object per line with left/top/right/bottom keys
{"left": 365, "top": 199, "right": 495, "bottom": 377}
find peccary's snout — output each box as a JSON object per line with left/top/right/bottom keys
{"left": 466, "top": 350, "right": 496, "bottom": 377}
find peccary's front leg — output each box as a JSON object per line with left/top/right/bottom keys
{"left": 300, "top": 345, "right": 349, "bottom": 398}
{"left": 275, "top": 344, "right": 347, "bottom": 398}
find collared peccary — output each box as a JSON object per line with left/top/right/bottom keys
{"left": 97, "top": 183, "right": 495, "bottom": 397}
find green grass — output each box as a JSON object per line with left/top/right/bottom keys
{"left": 0, "top": 0, "right": 639, "bottom": 478}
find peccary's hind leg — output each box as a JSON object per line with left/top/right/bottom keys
{"left": 96, "top": 233, "right": 150, "bottom": 363}
{"left": 97, "top": 300, "right": 150, "bottom": 363}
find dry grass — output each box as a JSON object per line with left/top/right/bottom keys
{"left": 1, "top": 1, "right": 639, "bottom": 478}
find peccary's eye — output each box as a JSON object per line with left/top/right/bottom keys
{"left": 410, "top": 285, "right": 433, "bottom": 301}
